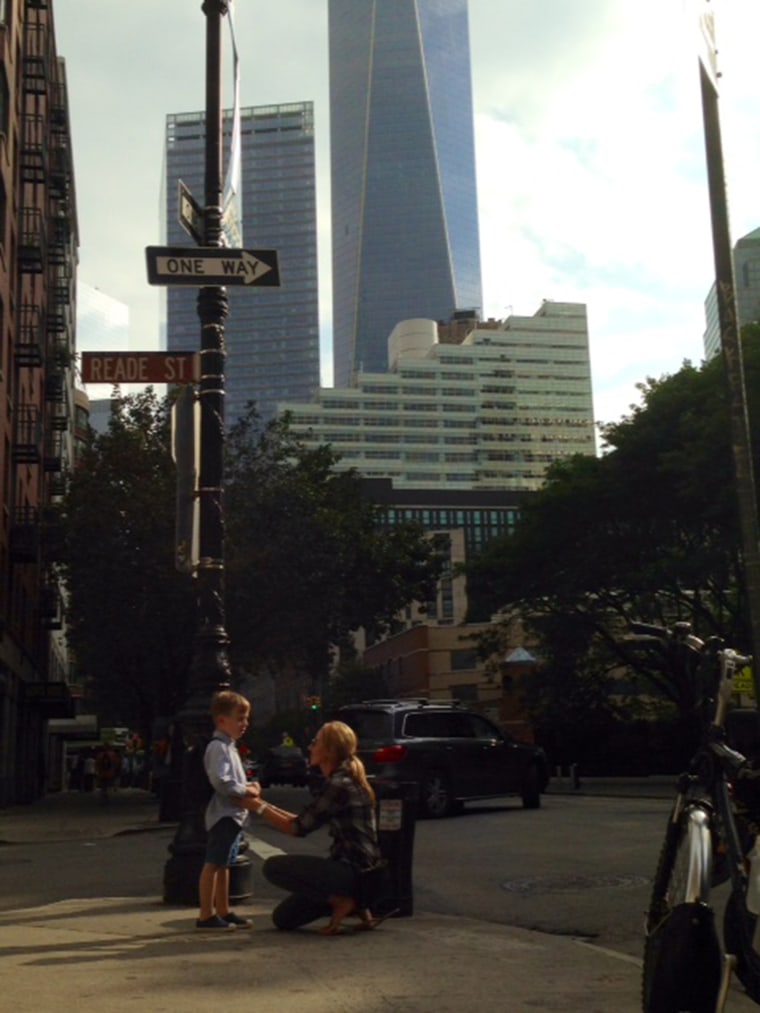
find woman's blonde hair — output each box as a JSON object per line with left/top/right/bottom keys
{"left": 319, "top": 720, "right": 375, "bottom": 803}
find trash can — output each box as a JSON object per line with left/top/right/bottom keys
{"left": 373, "top": 779, "right": 418, "bottom": 917}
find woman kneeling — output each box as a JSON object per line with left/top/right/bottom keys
{"left": 246, "top": 720, "right": 382, "bottom": 934}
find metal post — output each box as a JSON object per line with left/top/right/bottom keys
{"left": 699, "top": 59, "right": 760, "bottom": 694}
{"left": 164, "top": 0, "right": 251, "bottom": 904}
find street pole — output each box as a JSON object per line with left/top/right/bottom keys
{"left": 164, "top": 0, "right": 251, "bottom": 904}
{"left": 699, "top": 56, "right": 760, "bottom": 691}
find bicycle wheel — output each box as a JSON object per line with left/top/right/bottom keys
{"left": 723, "top": 888, "right": 760, "bottom": 1002}
{"left": 642, "top": 805, "right": 722, "bottom": 1013}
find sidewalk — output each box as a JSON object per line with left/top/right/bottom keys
{"left": 0, "top": 787, "right": 646, "bottom": 1012}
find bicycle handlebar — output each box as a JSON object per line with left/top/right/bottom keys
{"left": 627, "top": 620, "right": 705, "bottom": 653}
{"left": 629, "top": 621, "right": 669, "bottom": 639}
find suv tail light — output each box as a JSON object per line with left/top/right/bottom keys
{"left": 373, "top": 744, "right": 407, "bottom": 763}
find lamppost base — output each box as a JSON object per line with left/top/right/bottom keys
{"left": 163, "top": 850, "right": 253, "bottom": 906}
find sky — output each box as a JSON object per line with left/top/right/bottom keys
{"left": 54, "top": 0, "right": 760, "bottom": 436}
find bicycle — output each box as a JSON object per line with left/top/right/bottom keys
{"left": 635, "top": 620, "right": 760, "bottom": 1013}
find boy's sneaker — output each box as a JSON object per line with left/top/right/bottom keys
{"left": 196, "top": 915, "right": 235, "bottom": 931}
{"left": 222, "top": 912, "right": 253, "bottom": 929}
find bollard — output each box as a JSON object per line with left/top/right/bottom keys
{"left": 373, "top": 779, "right": 418, "bottom": 917}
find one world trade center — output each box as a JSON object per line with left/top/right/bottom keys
{"left": 329, "top": 0, "right": 483, "bottom": 388}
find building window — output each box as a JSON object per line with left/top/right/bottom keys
{"left": 450, "top": 649, "right": 478, "bottom": 671}
{"left": 450, "top": 683, "right": 478, "bottom": 703}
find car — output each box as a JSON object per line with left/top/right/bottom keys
{"left": 337, "top": 699, "right": 549, "bottom": 818}
{"left": 258, "top": 745, "right": 308, "bottom": 788}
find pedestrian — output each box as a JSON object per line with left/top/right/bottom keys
{"left": 196, "top": 689, "right": 260, "bottom": 931}
{"left": 246, "top": 720, "right": 385, "bottom": 935}
{"left": 82, "top": 751, "right": 96, "bottom": 792}
{"left": 95, "top": 747, "right": 119, "bottom": 803}
{"left": 69, "top": 753, "right": 83, "bottom": 792}
{"left": 120, "top": 752, "right": 132, "bottom": 788}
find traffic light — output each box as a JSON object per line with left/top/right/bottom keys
{"left": 307, "top": 695, "right": 321, "bottom": 711}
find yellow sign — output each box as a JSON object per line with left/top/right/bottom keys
{"left": 734, "top": 667, "right": 755, "bottom": 697}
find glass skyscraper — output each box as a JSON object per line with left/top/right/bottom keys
{"left": 163, "top": 103, "right": 320, "bottom": 424}
{"left": 329, "top": 0, "right": 483, "bottom": 388}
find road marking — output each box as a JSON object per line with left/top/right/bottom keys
{"left": 574, "top": 938, "right": 643, "bottom": 967}
{"left": 245, "top": 833, "right": 285, "bottom": 861}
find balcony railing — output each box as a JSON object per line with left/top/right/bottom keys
{"left": 9, "top": 507, "right": 39, "bottom": 563}
{"left": 45, "top": 367, "right": 65, "bottom": 402}
{"left": 12, "top": 403, "right": 41, "bottom": 463}
{"left": 44, "top": 429, "right": 63, "bottom": 472}
{"left": 39, "top": 583, "right": 62, "bottom": 630}
{"left": 19, "top": 207, "right": 46, "bottom": 273}
{"left": 15, "top": 304, "right": 44, "bottom": 367}
{"left": 22, "top": 18, "right": 50, "bottom": 96}
{"left": 20, "top": 113, "right": 47, "bottom": 183}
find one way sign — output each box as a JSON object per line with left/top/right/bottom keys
{"left": 145, "top": 245, "right": 281, "bottom": 287}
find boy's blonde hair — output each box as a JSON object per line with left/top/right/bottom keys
{"left": 210, "top": 689, "right": 250, "bottom": 720}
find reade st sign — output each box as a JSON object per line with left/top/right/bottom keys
{"left": 81, "top": 351, "right": 198, "bottom": 385}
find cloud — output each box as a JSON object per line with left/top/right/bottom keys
{"left": 54, "top": 0, "right": 760, "bottom": 431}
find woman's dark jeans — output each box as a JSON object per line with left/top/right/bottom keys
{"left": 263, "top": 853, "right": 359, "bottom": 930}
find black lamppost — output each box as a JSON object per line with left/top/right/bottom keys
{"left": 163, "top": 0, "right": 250, "bottom": 904}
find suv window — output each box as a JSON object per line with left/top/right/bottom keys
{"left": 465, "top": 715, "right": 502, "bottom": 740}
{"left": 403, "top": 712, "right": 457, "bottom": 738}
{"left": 340, "top": 711, "right": 390, "bottom": 740}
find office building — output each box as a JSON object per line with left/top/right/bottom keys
{"left": 1, "top": 1, "right": 79, "bottom": 804}
{"left": 329, "top": 0, "right": 483, "bottom": 387}
{"left": 704, "top": 226, "right": 760, "bottom": 359}
{"left": 163, "top": 102, "right": 320, "bottom": 424}
{"left": 281, "top": 302, "right": 594, "bottom": 494}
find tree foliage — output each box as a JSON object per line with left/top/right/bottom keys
{"left": 465, "top": 325, "right": 760, "bottom": 720}
{"left": 60, "top": 398, "right": 445, "bottom": 733}
{"left": 224, "top": 409, "right": 446, "bottom": 680}
{"left": 59, "top": 390, "right": 196, "bottom": 735}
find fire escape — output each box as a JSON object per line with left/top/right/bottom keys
{"left": 10, "top": 1, "right": 76, "bottom": 649}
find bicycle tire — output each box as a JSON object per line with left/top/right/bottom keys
{"left": 642, "top": 805, "right": 722, "bottom": 1013}
{"left": 723, "top": 888, "right": 760, "bottom": 1002}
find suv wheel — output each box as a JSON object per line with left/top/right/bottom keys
{"left": 521, "top": 764, "right": 542, "bottom": 810}
{"left": 420, "top": 769, "right": 453, "bottom": 819}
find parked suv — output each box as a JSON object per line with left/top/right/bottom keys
{"left": 258, "top": 745, "right": 308, "bottom": 788}
{"left": 337, "top": 699, "right": 549, "bottom": 818}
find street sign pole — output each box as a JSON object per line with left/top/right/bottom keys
{"left": 178, "top": 180, "right": 204, "bottom": 245}
{"left": 164, "top": 0, "right": 252, "bottom": 905}
{"left": 697, "top": 11, "right": 760, "bottom": 694}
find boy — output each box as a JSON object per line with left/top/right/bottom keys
{"left": 196, "top": 689, "right": 259, "bottom": 930}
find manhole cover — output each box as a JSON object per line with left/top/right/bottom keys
{"left": 501, "top": 873, "right": 649, "bottom": 894}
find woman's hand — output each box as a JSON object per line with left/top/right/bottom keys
{"left": 240, "top": 794, "right": 263, "bottom": 811}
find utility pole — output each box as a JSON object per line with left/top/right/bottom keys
{"left": 698, "top": 5, "right": 760, "bottom": 690}
{"left": 163, "top": 0, "right": 245, "bottom": 904}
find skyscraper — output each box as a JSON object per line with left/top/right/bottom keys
{"left": 329, "top": 0, "right": 483, "bottom": 388}
{"left": 703, "top": 226, "right": 760, "bottom": 360}
{"left": 163, "top": 102, "right": 320, "bottom": 424}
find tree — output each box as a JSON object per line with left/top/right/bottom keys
{"left": 465, "top": 326, "right": 760, "bottom": 720}
{"left": 59, "top": 390, "right": 196, "bottom": 737}
{"left": 62, "top": 397, "right": 444, "bottom": 730}
{"left": 224, "top": 409, "right": 445, "bottom": 681}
